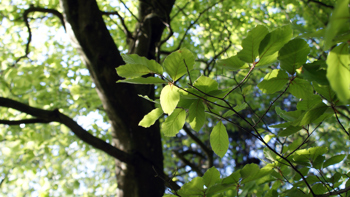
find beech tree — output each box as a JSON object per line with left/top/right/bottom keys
{"left": 0, "top": 0, "right": 349, "bottom": 196}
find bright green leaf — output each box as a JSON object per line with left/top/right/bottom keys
{"left": 210, "top": 121, "right": 229, "bottom": 158}
{"left": 326, "top": 43, "right": 350, "bottom": 103}
{"left": 238, "top": 25, "right": 269, "bottom": 63}
{"left": 161, "top": 109, "right": 186, "bottom": 137}
{"left": 163, "top": 48, "right": 195, "bottom": 81}
{"left": 258, "top": 69, "right": 289, "bottom": 94}
{"left": 116, "top": 64, "right": 151, "bottom": 78}
{"left": 299, "top": 102, "right": 328, "bottom": 126}
{"left": 193, "top": 75, "right": 219, "bottom": 93}
{"left": 138, "top": 108, "right": 163, "bottom": 128}
{"left": 160, "top": 84, "right": 180, "bottom": 114}
{"left": 121, "top": 54, "right": 163, "bottom": 74}
{"left": 240, "top": 163, "right": 260, "bottom": 183}
{"left": 117, "top": 77, "right": 166, "bottom": 84}
{"left": 324, "top": 0, "right": 350, "bottom": 49}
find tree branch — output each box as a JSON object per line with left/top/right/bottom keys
{"left": 14, "top": 6, "right": 66, "bottom": 66}
{"left": 315, "top": 185, "right": 350, "bottom": 197}
{"left": 101, "top": 10, "right": 134, "bottom": 40}
{"left": 0, "top": 97, "right": 133, "bottom": 164}
{"left": 173, "top": 150, "right": 203, "bottom": 176}
{"left": 183, "top": 125, "right": 214, "bottom": 167}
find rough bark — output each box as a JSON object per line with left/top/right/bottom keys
{"left": 59, "top": 0, "right": 175, "bottom": 196}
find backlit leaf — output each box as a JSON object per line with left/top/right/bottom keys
{"left": 117, "top": 77, "right": 166, "bottom": 84}
{"left": 258, "top": 69, "right": 289, "bottom": 94}
{"left": 259, "top": 25, "right": 293, "bottom": 58}
{"left": 138, "top": 108, "right": 163, "bottom": 128}
{"left": 161, "top": 109, "right": 186, "bottom": 137}
{"left": 163, "top": 48, "right": 195, "bottom": 81}
{"left": 210, "top": 121, "right": 229, "bottom": 158}
{"left": 116, "top": 64, "right": 151, "bottom": 78}
{"left": 216, "top": 55, "right": 249, "bottom": 71}
{"left": 160, "top": 84, "right": 180, "bottom": 114}
{"left": 203, "top": 167, "right": 221, "bottom": 188}
{"left": 326, "top": 43, "right": 350, "bottom": 103}
{"left": 188, "top": 100, "right": 205, "bottom": 131}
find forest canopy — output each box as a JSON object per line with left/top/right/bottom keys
{"left": 0, "top": 0, "right": 349, "bottom": 196}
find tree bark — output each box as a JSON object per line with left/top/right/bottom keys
{"left": 59, "top": 0, "right": 175, "bottom": 196}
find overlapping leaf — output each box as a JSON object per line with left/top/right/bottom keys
{"left": 161, "top": 108, "right": 186, "bottom": 137}
{"left": 278, "top": 39, "right": 309, "bottom": 74}
{"left": 163, "top": 48, "right": 195, "bottom": 81}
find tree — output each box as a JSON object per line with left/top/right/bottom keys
{"left": 0, "top": 0, "right": 349, "bottom": 196}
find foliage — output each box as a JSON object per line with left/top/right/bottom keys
{"left": 0, "top": 0, "right": 349, "bottom": 196}
{"left": 117, "top": 0, "right": 350, "bottom": 196}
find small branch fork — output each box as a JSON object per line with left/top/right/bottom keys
{"left": 13, "top": 5, "right": 66, "bottom": 66}
{"left": 0, "top": 97, "right": 133, "bottom": 164}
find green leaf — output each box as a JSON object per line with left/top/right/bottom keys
{"left": 296, "top": 95, "right": 322, "bottom": 110}
{"left": 161, "top": 109, "right": 186, "bottom": 137}
{"left": 240, "top": 163, "right": 260, "bottom": 183}
{"left": 160, "top": 84, "right": 180, "bottom": 114}
{"left": 275, "top": 106, "right": 303, "bottom": 122}
{"left": 203, "top": 167, "right": 221, "bottom": 188}
{"left": 193, "top": 75, "right": 219, "bottom": 93}
{"left": 302, "top": 60, "right": 329, "bottom": 85}
{"left": 326, "top": 43, "right": 350, "bottom": 103}
{"left": 188, "top": 100, "right": 206, "bottom": 131}
{"left": 216, "top": 55, "right": 249, "bottom": 71}
{"left": 259, "top": 25, "right": 293, "bottom": 58}
{"left": 210, "top": 121, "right": 229, "bottom": 158}
{"left": 116, "top": 64, "right": 151, "bottom": 78}
{"left": 258, "top": 69, "right": 289, "bottom": 94}
{"left": 177, "top": 177, "right": 205, "bottom": 196}
{"left": 256, "top": 52, "right": 278, "bottom": 67}
{"left": 278, "top": 39, "right": 309, "bottom": 74}
{"left": 237, "top": 25, "right": 269, "bottom": 63}
{"left": 117, "top": 77, "right": 166, "bottom": 84}
{"left": 163, "top": 48, "right": 195, "bottom": 81}
{"left": 121, "top": 54, "right": 163, "bottom": 74}
{"left": 324, "top": 0, "right": 350, "bottom": 50}
{"left": 222, "top": 170, "right": 241, "bottom": 184}
{"left": 278, "top": 126, "right": 303, "bottom": 137}
{"left": 323, "top": 154, "right": 347, "bottom": 168}
{"left": 313, "top": 83, "right": 336, "bottom": 101}
{"left": 138, "top": 108, "right": 163, "bottom": 128}
{"left": 289, "top": 78, "right": 314, "bottom": 99}
{"left": 299, "top": 102, "right": 328, "bottom": 126}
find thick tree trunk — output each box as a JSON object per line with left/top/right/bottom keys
{"left": 60, "top": 0, "right": 175, "bottom": 196}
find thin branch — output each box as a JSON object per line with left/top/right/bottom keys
{"left": 307, "top": 0, "right": 334, "bottom": 9}
{"left": 101, "top": 11, "right": 134, "bottom": 40}
{"left": 0, "top": 119, "right": 51, "bottom": 125}
{"left": 315, "top": 185, "right": 350, "bottom": 197}
{"left": 13, "top": 6, "right": 66, "bottom": 66}
{"left": 183, "top": 125, "right": 214, "bottom": 167}
{"left": 332, "top": 105, "right": 349, "bottom": 136}
{"left": 174, "top": 0, "right": 222, "bottom": 51}
{"left": 0, "top": 97, "right": 133, "bottom": 164}
{"left": 119, "top": 0, "right": 140, "bottom": 22}
{"left": 173, "top": 150, "right": 203, "bottom": 176}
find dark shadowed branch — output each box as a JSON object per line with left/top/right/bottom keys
{"left": 0, "top": 97, "right": 133, "bottom": 164}
{"left": 14, "top": 6, "right": 66, "bottom": 66}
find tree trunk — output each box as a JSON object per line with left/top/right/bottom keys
{"left": 60, "top": 0, "right": 175, "bottom": 196}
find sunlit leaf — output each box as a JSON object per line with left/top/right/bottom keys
{"left": 216, "top": 55, "right": 249, "bottom": 71}
{"left": 163, "top": 48, "right": 195, "bottom": 81}
{"left": 203, "top": 167, "right": 221, "bottom": 188}
{"left": 326, "top": 43, "right": 350, "bottom": 103}
{"left": 117, "top": 77, "right": 166, "bottom": 84}
{"left": 116, "top": 64, "right": 151, "bottom": 78}
{"left": 160, "top": 84, "right": 180, "bottom": 114}
{"left": 138, "top": 108, "right": 163, "bottom": 128}
{"left": 258, "top": 69, "right": 289, "bottom": 94}
{"left": 259, "top": 25, "right": 293, "bottom": 58}
{"left": 161, "top": 109, "right": 186, "bottom": 137}
{"left": 210, "top": 121, "right": 229, "bottom": 158}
